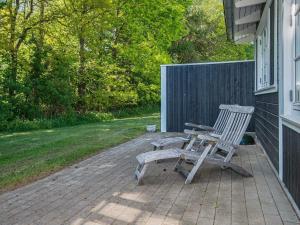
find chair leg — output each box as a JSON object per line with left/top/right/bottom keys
{"left": 226, "top": 163, "right": 253, "bottom": 177}
{"left": 185, "top": 136, "right": 197, "bottom": 151}
{"left": 156, "top": 147, "right": 164, "bottom": 163}
{"left": 185, "top": 145, "right": 212, "bottom": 184}
{"left": 225, "top": 148, "right": 236, "bottom": 162}
{"left": 174, "top": 158, "right": 190, "bottom": 179}
{"left": 181, "top": 142, "right": 188, "bottom": 149}
{"left": 206, "top": 159, "right": 253, "bottom": 178}
{"left": 174, "top": 158, "right": 184, "bottom": 171}
{"left": 209, "top": 145, "right": 219, "bottom": 156}
{"left": 134, "top": 164, "right": 142, "bottom": 179}
{"left": 135, "top": 163, "right": 149, "bottom": 185}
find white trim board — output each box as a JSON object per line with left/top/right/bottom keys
{"left": 281, "top": 114, "right": 300, "bottom": 133}
{"left": 278, "top": 0, "right": 284, "bottom": 185}
{"left": 161, "top": 60, "right": 255, "bottom": 67}
{"left": 254, "top": 85, "right": 278, "bottom": 95}
{"left": 235, "top": 0, "right": 266, "bottom": 8}
{"left": 160, "top": 66, "right": 167, "bottom": 132}
{"left": 254, "top": 0, "right": 279, "bottom": 93}
{"left": 256, "top": 0, "right": 275, "bottom": 34}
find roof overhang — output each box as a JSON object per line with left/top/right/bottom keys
{"left": 223, "top": 0, "right": 266, "bottom": 43}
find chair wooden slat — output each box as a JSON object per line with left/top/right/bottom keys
{"left": 151, "top": 104, "right": 234, "bottom": 149}
{"left": 176, "top": 105, "right": 254, "bottom": 183}
{"left": 134, "top": 105, "right": 255, "bottom": 185}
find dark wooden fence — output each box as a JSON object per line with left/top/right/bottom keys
{"left": 162, "top": 61, "right": 255, "bottom": 132}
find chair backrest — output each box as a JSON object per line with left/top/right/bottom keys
{"left": 211, "top": 104, "right": 236, "bottom": 136}
{"left": 216, "top": 105, "right": 254, "bottom": 161}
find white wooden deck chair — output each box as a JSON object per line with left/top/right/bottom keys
{"left": 134, "top": 105, "right": 254, "bottom": 185}
{"left": 151, "top": 104, "right": 234, "bottom": 150}
{"left": 175, "top": 105, "right": 254, "bottom": 184}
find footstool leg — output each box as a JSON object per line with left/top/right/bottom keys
{"left": 156, "top": 146, "right": 164, "bottom": 163}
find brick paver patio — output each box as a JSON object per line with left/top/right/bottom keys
{"left": 0, "top": 133, "right": 299, "bottom": 225}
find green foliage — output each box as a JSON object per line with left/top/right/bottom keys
{"left": 0, "top": 105, "right": 159, "bottom": 132}
{"left": 0, "top": 99, "right": 13, "bottom": 121}
{"left": 111, "top": 104, "right": 160, "bottom": 118}
{"left": 170, "top": 0, "right": 254, "bottom": 63}
{"left": 0, "top": 0, "right": 187, "bottom": 123}
{"left": 0, "top": 0, "right": 253, "bottom": 131}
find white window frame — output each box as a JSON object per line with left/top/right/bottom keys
{"left": 293, "top": 0, "right": 300, "bottom": 109}
{"left": 257, "top": 27, "right": 270, "bottom": 90}
{"left": 255, "top": 0, "right": 278, "bottom": 95}
{"left": 280, "top": 0, "right": 300, "bottom": 119}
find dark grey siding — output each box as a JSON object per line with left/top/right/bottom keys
{"left": 255, "top": 93, "right": 279, "bottom": 171}
{"left": 254, "top": 0, "right": 279, "bottom": 172}
{"left": 166, "top": 61, "right": 255, "bottom": 132}
{"left": 283, "top": 125, "right": 300, "bottom": 209}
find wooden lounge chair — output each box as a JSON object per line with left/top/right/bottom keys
{"left": 151, "top": 104, "right": 234, "bottom": 150}
{"left": 175, "top": 105, "right": 254, "bottom": 184}
{"left": 135, "top": 105, "right": 254, "bottom": 185}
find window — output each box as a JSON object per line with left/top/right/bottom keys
{"left": 256, "top": 24, "right": 270, "bottom": 90}
{"left": 295, "top": 0, "right": 300, "bottom": 102}
{"left": 256, "top": 2, "right": 276, "bottom": 92}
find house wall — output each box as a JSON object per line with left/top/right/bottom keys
{"left": 258, "top": 0, "right": 300, "bottom": 214}
{"left": 254, "top": 0, "right": 280, "bottom": 172}
{"left": 279, "top": 0, "right": 300, "bottom": 214}
{"left": 222, "top": 0, "right": 300, "bottom": 216}
{"left": 255, "top": 93, "right": 279, "bottom": 171}
{"left": 283, "top": 124, "right": 300, "bottom": 210}
{"left": 161, "top": 61, "right": 255, "bottom": 132}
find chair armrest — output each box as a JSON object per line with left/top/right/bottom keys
{"left": 185, "top": 123, "right": 200, "bottom": 128}
{"left": 197, "top": 134, "right": 219, "bottom": 143}
{"left": 185, "top": 123, "right": 215, "bottom": 132}
{"left": 184, "top": 129, "right": 207, "bottom": 136}
{"left": 184, "top": 129, "right": 218, "bottom": 143}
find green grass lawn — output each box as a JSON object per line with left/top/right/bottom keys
{"left": 0, "top": 114, "right": 160, "bottom": 193}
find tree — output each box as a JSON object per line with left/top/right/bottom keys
{"left": 2, "top": 0, "right": 44, "bottom": 97}
{"left": 170, "top": 0, "right": 254, "bottom": 63}
{"left": 103, "top": 0, "right": 189, "bottom": 105}
{"left": 0, "top": 0, "right": 60, "bottom": 103}
{"left": 59, "top": 0, "right": 111, "bottom": 112}
{"left": 0, "top": 0, "right": 254, "bottom": 125}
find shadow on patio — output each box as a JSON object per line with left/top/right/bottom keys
{"left": 0, "top": 133, "right": 299, "bottom": 225}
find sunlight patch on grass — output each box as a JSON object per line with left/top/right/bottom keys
{"left": 0, "top": 115, "right": 160, "bottom": 192}
{"left": 0, "top": 132, "right": 33, "bottom": 139}
{"left": 43, "top": 130, "right": 55, "bottom": 133}
{"left": 112, "top": 114, "right": 160, "bottom": 121}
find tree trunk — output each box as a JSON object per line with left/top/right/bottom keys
{"left": 112, "top": 6, "right": 122, "bottom": 60}
{"left": 32, "top": 0, "right": 45, "bottom": 106}
{"left": 9, "top": 50, "right": 18, "bottom": 96}
{"left": 77, "top": 3, "right": 88, "bottom": 112}
{"left": 8, "top": 1, "right": 18, "bottom": 97}
{"left": 77, "top": 33, "right": 86, "bottom": 112}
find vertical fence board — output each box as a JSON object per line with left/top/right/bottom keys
{"left": 165, "top": 61, "right": 255, "bottom": 132}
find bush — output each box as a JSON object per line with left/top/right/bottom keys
{"left": 78, "top": 112, "right": 114, "bottom": 122}
{"left": 111, "top": 104, "right": 160, "bottom": 118}
{"left": 0, "top": 99, "right": 13, "bottom": 121}
{"left": 0, "top": 105, "right": 159, "bottom": 132}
